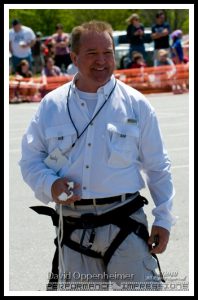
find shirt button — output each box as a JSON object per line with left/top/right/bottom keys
{"left": 90, "top": 122, "right": 93, "bottom": 126}
{"left": 81, "top": 103, "right": 85, "bottom": 106}
{"left": 85, "top": 165, "right": 89, "bottom": 169}
{"left": 88, "top": 143, "right": 91, "bottom": 146}
{"left": 83, "top": 186, "right": 86, "bottom": 190}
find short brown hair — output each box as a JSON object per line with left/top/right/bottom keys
{"left": 20, "top": 59, "right": 29, "bottom": 66}
{"left": 156, "top": 10, "right": 165, "bottom": 18}
{"left": 70, "top": 20, "right": 114, "bottom": 54}
{"left": 133, "top": 52, "right": 143, "bottom": 61}
{"left": 56, "top": 23, "right": 63, "bottom": 30}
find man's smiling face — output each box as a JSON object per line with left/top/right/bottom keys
{"left": 70, "top": 30, "right": 116, "bottom": 92}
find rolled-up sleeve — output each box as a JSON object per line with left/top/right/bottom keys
{"left": 139, "top": 102, "right": 176, "bottom": 231}
{"left": 19, "top": 100, "right": 59, "bottom": 204}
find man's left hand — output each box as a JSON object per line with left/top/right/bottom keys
{"left": 148, "top": 225, "right": 170, "bottom": 254}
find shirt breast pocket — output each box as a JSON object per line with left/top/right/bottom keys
{"left": 45, "top": 124, "right": 76, "bottom": 156}
{"left": 107, "top": 122, "right": 140, "bottom": 168}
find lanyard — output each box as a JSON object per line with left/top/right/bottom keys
{"left": 67, "top": 80, "right": 117, "bottom": 148}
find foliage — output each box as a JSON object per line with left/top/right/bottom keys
{"left": 9, "top": 9, "right": 189, "bottom": 36}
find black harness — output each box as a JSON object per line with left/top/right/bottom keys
{"left": 30, "top": 194, "right": 165, "bottom": 289}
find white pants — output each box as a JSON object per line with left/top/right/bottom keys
{"left": 54, "top": 197, "right": 161, "bottom": 291}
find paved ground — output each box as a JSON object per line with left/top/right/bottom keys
{"left": 8, "top": 92, "right": 190, "bottom": 292}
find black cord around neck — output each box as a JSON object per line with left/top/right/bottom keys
{"left": 66, "top": 80, "right": 117, "bottom": 148}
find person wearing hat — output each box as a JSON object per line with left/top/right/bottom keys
{"left": 32, "top": 31, "right": 46, "bottom": 74}
{"left": 126, "top": 13, "right": 146, "bottom": 61}
{"left": 9, "top": 19, "right": 36, "bottom": 72}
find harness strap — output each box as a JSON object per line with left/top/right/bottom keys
{"left": 63, "top": 194, "right": 148, "bottom": 229}
{"left": 151, "top": 253, "right": 165, "bottom": 283}
{"left": 102, "top": 218, "right": 165, "bottom": 282}
{"left": 30, "top": 195, "right": 165, "bottom": 287}
{"left": 46, "top": 246, "right": 59, "bottom": 290}
{"left": 103, "top": 217, "right": 149, "bottom": 266}
{"left": 30, "top": 206, "right": 59, "bottom": 226}
{"left": 55, "top": 236, "right": 102, "bottom": 259}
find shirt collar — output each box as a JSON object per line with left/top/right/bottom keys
{"left": 70, "top": 74, "right": 116, "bottom": 98}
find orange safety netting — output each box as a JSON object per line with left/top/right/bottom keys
{"left": 9, "top": 75, "right": 73, "bottom": 103}
{"left": 9, "top": 64, "right": 188, "bottom": 103}
{"left": 114, "top": 64, "right": 189, "bottom": 94}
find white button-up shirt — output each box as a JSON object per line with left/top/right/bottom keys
{"left": 19, "top": 75, "right": 175, "bottom": 231}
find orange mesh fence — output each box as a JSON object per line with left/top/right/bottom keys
{"left": 9, "top": 64, "right": 188, "bottom": 103}
{"left": 9, "top": 75, "right": 73, "bottom": 103}
{"left": 114, "top": 64, "right": 189, "bottom": 94}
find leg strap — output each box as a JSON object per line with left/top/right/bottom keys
{"left": 103, "top": 217, "right": 149, "bottom": 266}
{"left": 30, "top": 195, "right": 165, "bottom": 287}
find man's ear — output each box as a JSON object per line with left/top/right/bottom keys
{"left": 70, "top": 52, "right": 78, "bottom": 67}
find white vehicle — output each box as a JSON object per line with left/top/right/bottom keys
{"left": 113, "top": 28, "right": 154, "bottom": 69}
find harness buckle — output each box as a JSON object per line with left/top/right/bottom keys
{"left": 79, "top": 214, "right": 96, "bottom": 250}
{"left": 80, "top": 213, "right": 95, "bottom": 229}
{"left": 142, "top": 197, "right": 148, "bottom": 205}
{"left": 135, "top": 224, "right": 142, "bottom": 235}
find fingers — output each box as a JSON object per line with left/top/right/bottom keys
{"left": 148, "top": 226, "right": 170, "bottom": 254}
{"left": 51, "top": 177, "right": 81, "bottom": 205}
{"left": 150, "top": 240, "right": 168, "bottom": 254}
{"left": 53, "top": 194, "right": 81, "bottom": 206}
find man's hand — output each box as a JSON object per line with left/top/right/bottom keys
{"left": 51, "top": 177, "right": 81, "bottom": 205}
{"left": 148, "top": 225, "right": 170, "bottom": 254}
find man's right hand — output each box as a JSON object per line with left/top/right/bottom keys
{"left": 51, "top": 177, "right": 81, "bottom": 205}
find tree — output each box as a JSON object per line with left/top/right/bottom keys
{"left": 9, "top": 9, "right": 189, "bottom": 35}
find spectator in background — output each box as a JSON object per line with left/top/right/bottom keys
{"left": 127, "top": 51, "right": 147, "bottom": 69}
{"left": 14, "top": 59, "right": 37, "bottom": 103}
{"left": 155, "top": 49, "right": 175, "bottom": 82}
{"left": 171, "top": 30, "right": 188, "bottom": 93}
{"left": 151, "top": 11, "right": 171, "bottom": 66}
{"left": 52, "top": 23, "right": 72, "bottom": 72}
{"left": 155, "top": 49, "right": 175, "bottom": 70}
{"left": 9, "top": 19, "right": 36, "bottom": 72}
{"left": 126, "top": 14, "right": 146, "bottom": 60}
{"left": 170, "top": 30, "right": 184, "bottom": 64}
{"left": 32, "top": 31, "right": 46, "bottom": 75}
{"left": 42, "top": 36, "right": 55, "bottom": 59}
{"left": 154, "top": 49, "right": 187, "bottom": 94}
{"left": 16, "top": 59, "right": 33, "bottom": 78}
{"left": 42, "top": 57, "right": 61, "bottom": 77}
{"left": 41, "top": 57, "right": 61, "bottom": 86}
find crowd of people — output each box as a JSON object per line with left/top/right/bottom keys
{"left": 9, "top": 19, "right": 76, "bottom": 78}
{"left": 125, "top": 10, "right": 188, "bottom": 69}
{"left": 9, "top": 10, "right": 188, "bottom": 95}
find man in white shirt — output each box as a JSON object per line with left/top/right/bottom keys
{"left": 19, "top": 21, "right": 175, "bottom": 291}
{"left": 9, "top": 19, "right": 36, "bottom": 72}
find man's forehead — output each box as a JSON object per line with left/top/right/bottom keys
{"left": 79, "top": 31, "right": 113, "bottom": 49}
{"left": 80, "top": 30, "right": 112, "bottom": 41}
